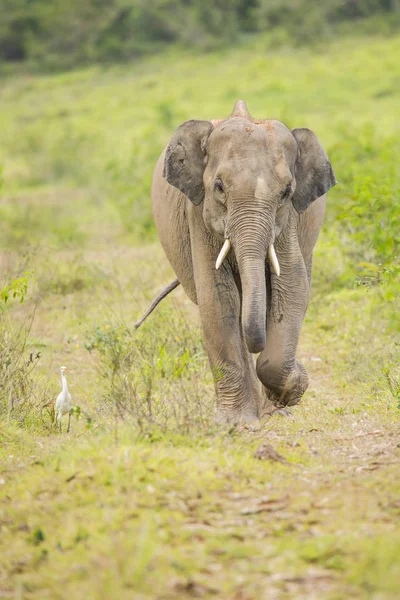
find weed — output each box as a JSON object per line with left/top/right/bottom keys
{"left": 382, "top": 344, "right": 400, "bottom": 409}
{"left": 0, "top": 271, "right": 33, "bottom": 305}
{"left": 0, "top": 273, "right": 52, "bottom": 429}
{"left": 84, "top": 310, "right": 213, "bottom": 431}
{"left": 30, "top": 529, "right": 46, "bottom": 546}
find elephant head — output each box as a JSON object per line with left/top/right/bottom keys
{"left": 163, "top": 101, "right": 336, "bottom": 354}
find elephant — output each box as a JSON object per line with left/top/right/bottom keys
{"left": 145, "top": 100, "right": 336, "bottom": 423}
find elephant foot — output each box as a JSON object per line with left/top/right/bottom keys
{"left": 258, "top": 360, "right": 309, "bottom": 413}
{"left": 270, "top": 407, "right": 293, "bottom": 418}
{"left": 215, "top": 405, "right": 259, "bottom": 426}
{"left": 260, "top": 387, "right": 299, "bottom": 420}
{"left": 260, "top": 404, "right": 293, "bottom": 421}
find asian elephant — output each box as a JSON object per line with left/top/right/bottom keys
{"left": 150, "top": 100, "right": 337, "bottom": 423}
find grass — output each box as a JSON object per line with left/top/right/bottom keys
{"left": 2, "top": 397, "right": 400, "bottom": 598}
{"left": 0, "top": 30, "right": 400, "bottom": 599}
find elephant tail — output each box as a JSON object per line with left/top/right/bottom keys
{"left": 134, "top": 279, "right": 180, "bottom": 329}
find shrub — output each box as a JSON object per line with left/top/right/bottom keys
{"left": 0, "top": 315, "right": 52, "bottom": 430}
{"left": 0, "top": 271, "right": 33, "bottom": 305}
{"left": 327, "top": 127, "right": 399, "bottom": 279}
{"left": 1, "top": 0, "right": 399, "bottom": 71}
{"left": 84, "top": 308, "right": 214, "bottom": 432}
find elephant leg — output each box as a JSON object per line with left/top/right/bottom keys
{"left": 201, "top": 281, "right": 261, "bottom": 423}
{"left": 257, "top": 250, "right": 310, "bottom": 418}
{"left": 189, "top": 211, "right": 261, "bottom": 424}
{"left": 258, "top": 198, "right": 324, "bottom": 416}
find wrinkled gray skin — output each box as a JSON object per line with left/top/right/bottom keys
{"left": 152, "top": 101, "right": 336, "bottom": 423}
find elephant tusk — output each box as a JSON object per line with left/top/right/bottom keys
{"left": 216, "top": 239, "right": 231, "bottom": 269}
{"left": 268, "top": 244, "right": 280, "bottom": 277}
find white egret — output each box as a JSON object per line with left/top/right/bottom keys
{"left": 54, "top": 366, "right": 72, "bottom": 433}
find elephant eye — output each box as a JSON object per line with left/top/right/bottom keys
{"left": 214, "top": 179, "right": 224, "bottom": 195}
{"left": 282, "top": 183, "right": 292, "bottom": 198}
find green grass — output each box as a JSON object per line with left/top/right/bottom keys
{"left": 0, "top": 30, "right": 400, "bottom": 599}
{"left": 2, "top": 403, "right": 400, "bottom": 598}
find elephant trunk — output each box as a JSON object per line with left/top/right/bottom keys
{"left": 237, "top": 253, "right": 267, "bottom": 354}
{"left": 230, "top": 209, "right": 275, "bottom": 353}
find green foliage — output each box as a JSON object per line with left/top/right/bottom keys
{"left": 0, "top": 271, "right": 33, "bottom": 305}
{"left": 30, "top": 528, "right": 46, "bottom": 546}
{"left": 329, "top": 128, "right": 400, "bottom": 270}
{"left": 84, "top": 314, "right": 211, "bottom": 429}
{"left": 84, "top": 324, "right": 131, "bottom": 375}
{"left": 253, "top": 0, "right": 400, "bottom": 43}
{"left": 0, "top": 0, "right": 244, "bottom": 70}
{"left": 382, "top": 344, "right": 400, "bottom": 409}
{"left": 0, "top": 0, "right": 400, "bottom": 70}
{"left": 0, "top": 316, "right": 50, "bottom": 429}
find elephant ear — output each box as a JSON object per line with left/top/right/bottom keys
{"left": 291, "top": 128, "right": 337, "bottom": 214}
{"left": 163, "top": 120, "right": 213, "bottom": 206}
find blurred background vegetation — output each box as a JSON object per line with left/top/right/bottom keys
{"left": 1, "top": 0, "right": 400, "bottom": 70}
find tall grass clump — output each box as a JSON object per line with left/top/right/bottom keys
{"left": 0, "top": 313, "right": 52, "bottom": 431}
{"left": 383, "top": 352, "right": 400, "bottom": 409}
{"left": 84, "top": 308, "right": 214, "bottom": 432}
{"left": 0, "top": 264, "right": 52, "bottom": 430}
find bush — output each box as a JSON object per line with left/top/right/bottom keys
{"left": 0, "top": 0, "right": 399, "bottom": 71}
{"left": 0, "top": 315, "right": 52, "bottom": 430}
{"left": 328, "top": 126, "right": 400, "bottom": 274}
{"left": 0, "top": 0, "right": 244, "bottom": 70}
{"left": 84, "top": 309, "right": 214, "bottom": 432}
{"left": 0, "top": 272, "right": 33, "bottom": 304}
{"left": 253, "top": 0, "right": 400, "bottom": 42}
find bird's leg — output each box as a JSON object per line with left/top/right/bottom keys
{"left": 59, "top": 419, "right": 62, "bottom": 433}
{"left": 67, "top": 412, "right": 71, "bottom": 433}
